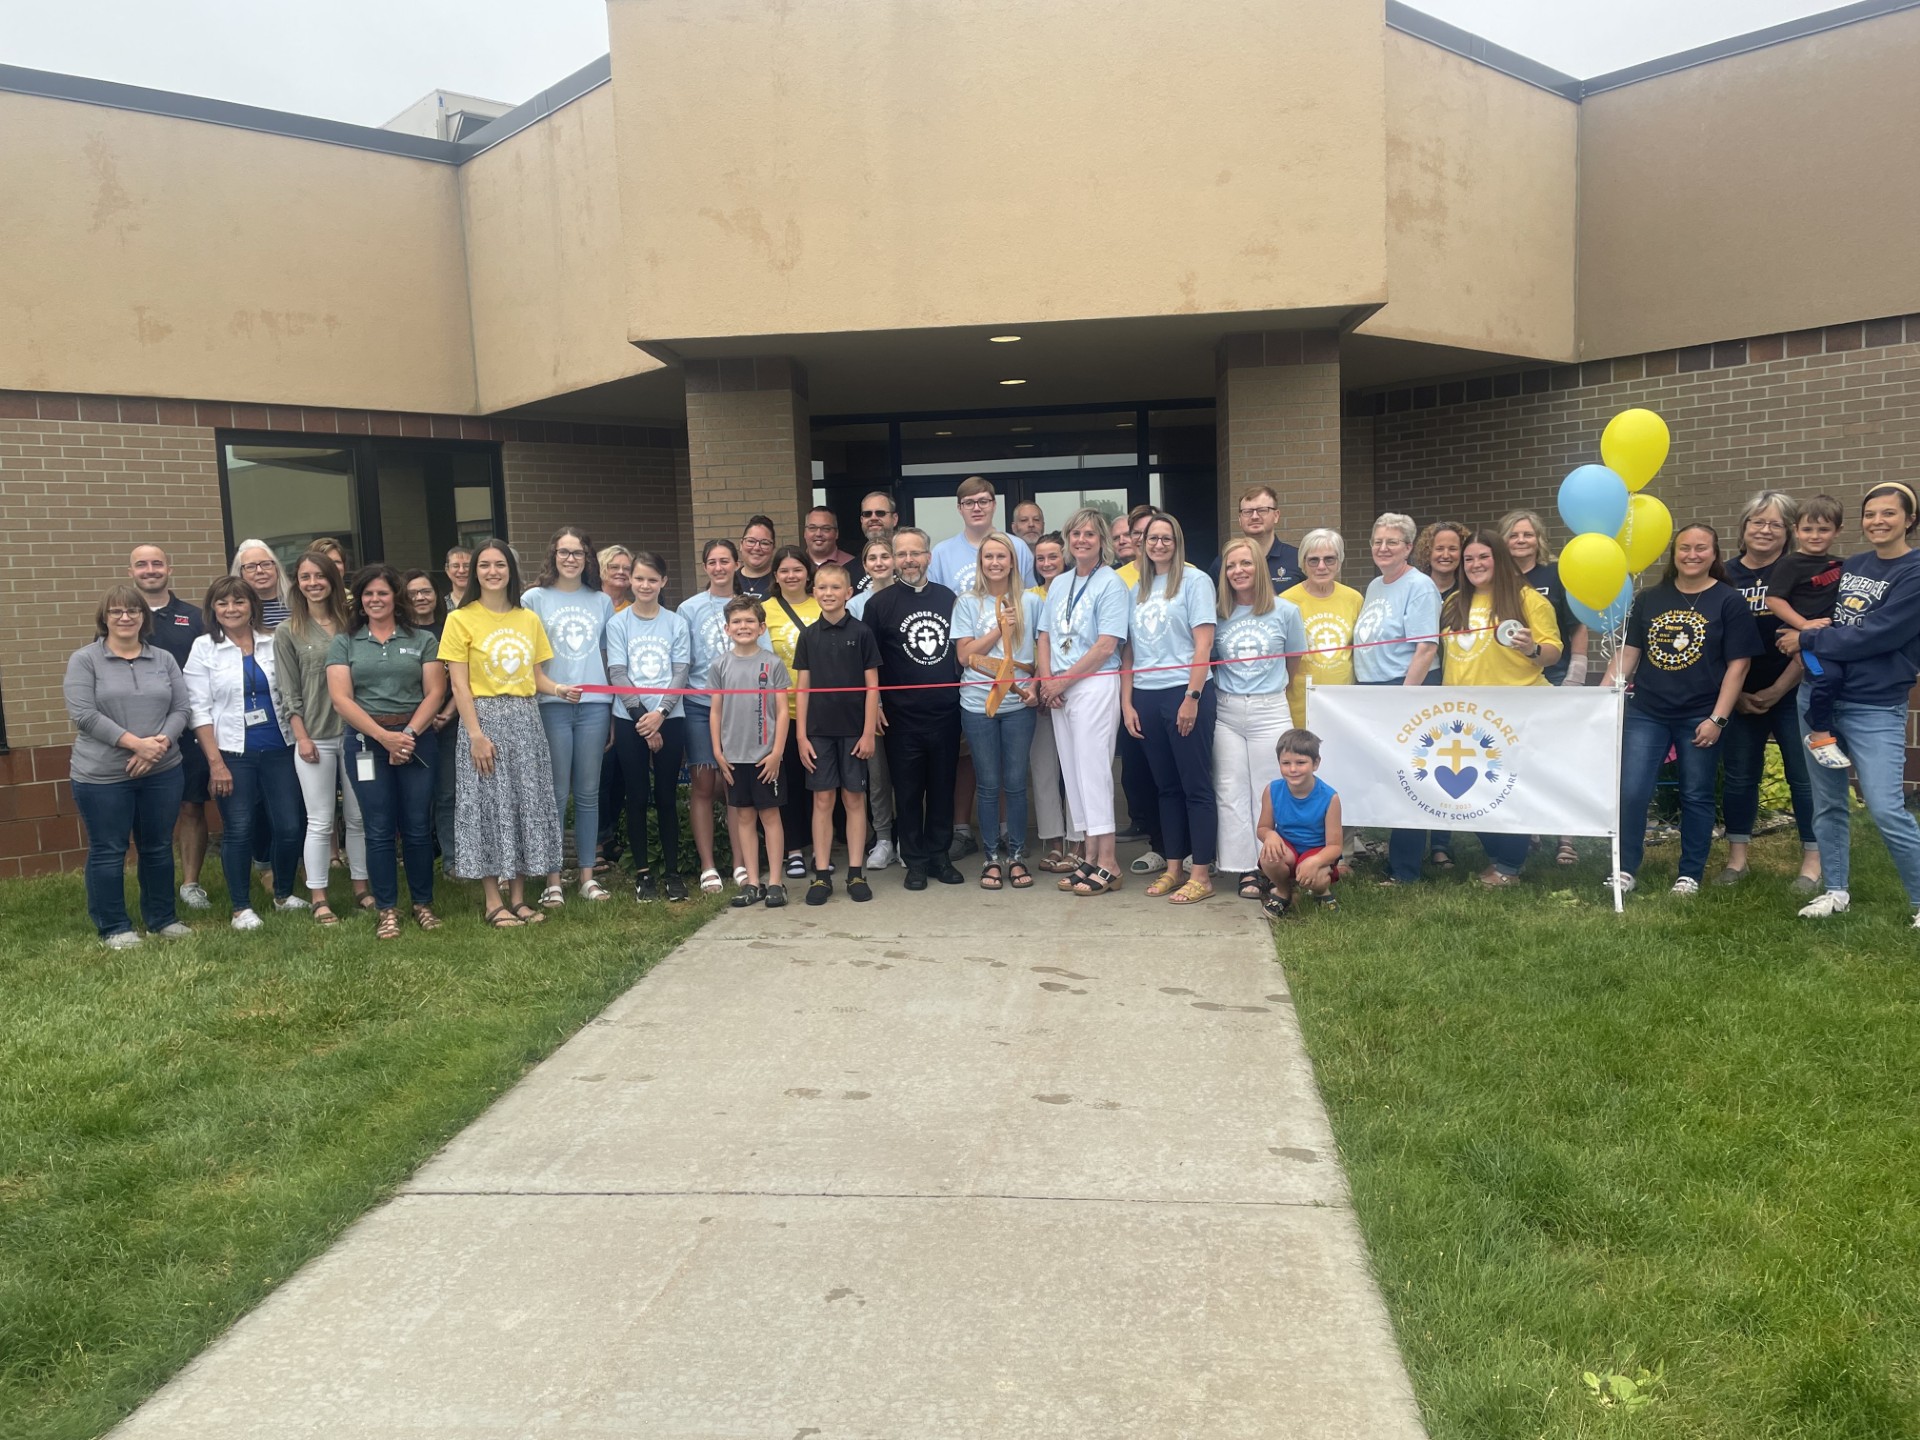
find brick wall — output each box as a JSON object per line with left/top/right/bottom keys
{"left": 0, "top": 746, "right": 84, "bottom": 877}
{"left": 503, "top": 440, "right": 692, "bottom": 603}
{"left": 684, "top": 358, "right": 813, "bottom": 583}
{"left": 1216, "top": 331, "right": 1345, "bottom": 550}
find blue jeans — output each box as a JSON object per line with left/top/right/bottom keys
{"left": 1804, "top": 695, "right": 1920, "bottom": 904}
{"left": 1134, "top": 684, "right": 1220, "bottom": 868}
{"left": 431, "top": 721, "right": 459, "bottom": 871}
{"left": 72, "top": 767, "right": 184, "bottom": 937}
{"left": 345, "top": 728, "right": 439, "bottom": 909}
{"left": 1618, "top": 708, "right": 1719, "bottom": 882}
{"left": 1721, "top": 693, "right": 1816, "bottom": 848}
{"left": 960, "top": 703, "right": 1038, "bottom": 861}
{"left": 216, "top": 746, "right": 304, "bottom": 910}
{"left": 1359, "top": 679, "right": 1427, "bottom": 882}
{"left": 540, "top": 702, "right": 612, "bottom": 870}
{"left": 1479, "top": 831, "right": 1531, "bottom": 877}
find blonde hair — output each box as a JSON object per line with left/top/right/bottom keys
{"left": 967, "top": 532, "right": 1026, "bottom": 652}
{"left": 1497, "top": 509, "right": 1557, "bottom": 566}
{"left": 1061, "top": 507, "right": 1116, "bottom": 568}
{"left": 1133, "top": 512, "right": 1189, "bottom": 602}
{"left": 1216, "top": 536, "right": 1275, "bottom": 618}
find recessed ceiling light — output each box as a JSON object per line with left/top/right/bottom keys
{"left": 1116, "top": 421, "right": 1135, "bottom": 428}
{"left": 999, "top": 378, "right": 1027, "bottom": 386}
{"left": 1014, "top": 442, "right": 1035, "bottom": 449}
{"left": 1010, "top": 425, "right": 1034, "bottom": 433}
{"left": 934, "top": 429, "right": 953, "bottom": 436}
{"left": 989, "top": 335, "right": 1022, "bottom": 344}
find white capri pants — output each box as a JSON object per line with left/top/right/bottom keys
{"left": 1029, "top": 705, "right": 1081, "bottom": 843}
{"left": 295, "top": 734, "right": 368, "bottom": 889}
{"left": 1213, "top": 690, "right": 1291, "bottom": 873}
{"left": 1055, "top": 670, "right": 1121, "bottom": 838}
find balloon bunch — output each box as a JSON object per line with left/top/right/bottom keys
{"left": 1555, "top": 409, "right": 1673, "bottom": 632}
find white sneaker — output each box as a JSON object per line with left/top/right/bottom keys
{"left": 1807, "top": 736, "right": 1852, "bottom": 769}
{"left": 178, "top": 882, "right": 210, "bottom": 910}
{"left": 273, "top": 895, "right": 310, "bottom": 911}
{"left": 1670, "top": 876, "right": 1700, "bottom": 896}
{"left": 1911, "top": 908, "right": 1920, "bottom": 930}
{"left": 1131, "top": 849, "right": 1166, "bottom": 875}
{"left": 103, "top": 930, "right": 144, "bottom": 950}
{"left": 1603, "top": 871, "right": 1637, "bottom": 894}
{"left": 1798, "top": 889, "right": 1850, "bottom": 918}
{"left": 231, "top": 908, "right": 264, "bottom": 932}
{"left": 154, "top": 922, "right": 194, "bottom": 938}
{"left": 864, "top": 838, "right": 895, "bottom": 871}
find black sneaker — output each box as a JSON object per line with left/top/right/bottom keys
{"left": 934, "top": 863, "right": 966, "bottom": 885}
{"left": 1314, "top": 891, "right": 1340, "bottom": 914}
{"left": 847, "top": 874, "right": 873, "bottom": 903}
{"left": 634, "top": 871, "right": 658, "bottom": 903}
{"left": 730, "top": 884, "right": 763, "bottom": 908}
{"left": 903, "top": 869, "right": 928, "bottom": 891}
{"left": 806, "top": 876, "right": 833, "bottom": 906}
{"left": 763, "top": 884, "right": 788, "bottom": 908}
{"left": 1261, "top": 892, "right": 1294, "bottom": 922}
{"left": 664, "top": 873, "right": 689, "bottom": 902}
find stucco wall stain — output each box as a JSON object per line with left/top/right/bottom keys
{"left": 131, "top": 306, "right": 172, "bottom": 346}
{"left": 83, "top": 134, "right": 141, "bottom": 243}
{"left": 698, "top": 205, "right": 803, "bottom": 275}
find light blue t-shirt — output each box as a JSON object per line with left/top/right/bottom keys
{"left": 1039, "top": 566, "right": 1130, "bottom": 676}
{"left": 927, "top": 532, "right": 1037, "bottom": 594}
{"left": 1128, "top": 566, "right": 1218, "bottom": 691}
{"left": 1352, "top": 569, "right": 1443, "bottom": 684}
{"left": 678, "top": 591, "right": 735, "bottom": 696}
{"left": 520, "top": 586, "right": 613, "bottom": 704}
{"left": 1214, "top": 599, "right": 1306, "bottom": 696}
{"left": 950, "top": 590, "right": 1043, "bottom": 714}
{"left": 605, "top": 605, "right": 691, "bottom": 719}
{"left": 847, "top": 586, "right": 884, "bottom": 622}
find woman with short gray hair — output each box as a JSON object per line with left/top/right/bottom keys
{"left": 1352, "top": 512, "right": 1442, "bottom": 885}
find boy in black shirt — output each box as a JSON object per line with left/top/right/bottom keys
{"left": 1763, "top": 496, "right": 1849, "bottom": 767}
{"left": 793, "top": 565, "right": 881, "bottom": 904}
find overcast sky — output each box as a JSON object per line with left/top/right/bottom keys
{"left": 0, "top": 0, "right": 1854, "bottom": 128}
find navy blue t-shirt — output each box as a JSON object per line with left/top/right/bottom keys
{"left": 1803, "top": 550, "right": 1920, "bottom": 709}
{"left": 1722, "top": 555, "right": 1790, "bottom": 693}
{"left": 146, "top": 594, "right": 204, "bottom": 670}
{"left": 1625, "top": 580, "right": 1761, "bottom": 721}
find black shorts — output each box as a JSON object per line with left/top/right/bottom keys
{"left": 726, "top": 764, "right": 782, "bottom": 811}
{"left": 805, "top": 734, "right": 869, "bottom": 793}
{"left": 178, "top": 742, "right": 210, "bottom": 804}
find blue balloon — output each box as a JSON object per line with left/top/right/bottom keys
{"left": 1570, "top": 579, "right": 1633, "bottom": 632}
{"left": 1557, "top": 463, "right": 1631, "bottom": 537}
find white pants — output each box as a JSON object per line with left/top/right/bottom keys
{"left": 1056, "top": 670, "right": 1121, "bottom": 838}
{"left": 1030, "top": 706, "right": 1081, "bottom": 843}
{"left": 295, "top": 735, "right": 368, "bottom": 889}
{"left": 1213, "top": 690, "right": 1290, "bottom": 873}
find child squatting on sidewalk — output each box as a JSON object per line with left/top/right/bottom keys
{"left": 1255, "top": 728, "right": 1344, "bottom": 921}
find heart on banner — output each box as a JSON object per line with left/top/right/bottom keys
{"left": 1435, "top": 765, "right": 1478, "bottom": 799}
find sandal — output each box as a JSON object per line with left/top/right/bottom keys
{"left": 375, "top": 907, "right": 402, "bottom": 940}
{"left": 539, "top": 883, "right": 566, "bottom": 909}
{"left": 1555, "top": 840, "right": 1579, "bottom": 867}
{"left": 979, "top": 862, "right": 1004, "bottom": 891}
{"left": 311, "top": 901, "right": 339, "bottom": 926}
{"left": 1057, "top": 861, "right": 1094, "bottom": 893}
{"left": 1072, "top": 865, "right": 1123, "bottom": 897}
{"left": 1168, "top": 878, "right": 1214, "bottom": 905}
{"left": 1145, "top": 872, "right": 1183, "bottom": 898}
{"left": 512, "top": 902, "right": 546, "bottom": 924}
{"left": 355, "top": 891, "right": 376, "bottom": 911}
{"left": 1037, "top": 849, "right": 1077, "bottom": 874}
{"left": 592, "top": 856, "right": 613, "bottom": 876}
{"left": 1008, "top": 860, "right": 1033, "bottom": 889}
{"left": 484, "top": 906, "right": 524, "bottom": 929}
{"left": 1430, "top": 847, "right": 1455, "bottom": 870}
{"left": 699, "top": 868, "right": 724, "bottom": 895}
{"left": 1261, "top": 892, "right": 1293, "bottom": 922}
{"left": 579, "top": 879, "right": 611, "bottom": 902}
{"left": 1476, "top": 870, "right": 1520, "bottom": 888}
{"left": 411, "top": 904, "right": 443, "bottom": 931}
{"left": 1236, "top": 872, "right": 1265, "bottom": 900}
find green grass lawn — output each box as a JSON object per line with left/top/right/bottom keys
{"left": 0, "top": 865, "right": 723, "bottom": 1440}
{"left": 1286, "top": 830, "right": 1920, "bottom": 1438}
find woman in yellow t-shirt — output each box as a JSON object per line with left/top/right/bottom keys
{"left": 1279, "top": 527, "right": 1365, "bottom": 731}
{"left": 441, "top": 538, "right": 579, "bottom": 927}
{"left": 1439, "top": 529, "right": 1563, "bottom": 888}
{"left": 763, "top": 545, "right": 821, "bottom": 881}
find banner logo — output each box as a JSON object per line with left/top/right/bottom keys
{"left": 1394, "top": 704, "right": 1519, "bottom": 821}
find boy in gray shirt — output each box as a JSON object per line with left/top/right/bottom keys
{"left": 710, "top": 597, "right": 792, "bottom": 907}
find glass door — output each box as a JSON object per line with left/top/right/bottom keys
{"left": 897, "top": 411, "right": 1145, "bottom": 537}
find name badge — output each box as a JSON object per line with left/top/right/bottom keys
{"left": 355, "top": 750, "right": 377, "bottom": 783}
{"left": 244, "top": 707, "right": 270, "bottom": 727}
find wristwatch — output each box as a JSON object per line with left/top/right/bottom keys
{"left": 1185, "top": 689, "right": 1203, "bottom": 702}
{"left": 401, "top": 724, "right": 418, "bottom": 738}
{"left": 1709, "top": 714, "right": 1729, "bottom": 728}
{"left": 1528, "top": 643, "right": 1543, "bottom": 659}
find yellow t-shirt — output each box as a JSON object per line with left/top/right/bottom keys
{"left": 1116, "top": 561, "right": 1140, "bottom": 588}
{"left": 1280, "top": 582, "right": 1364, "bottom": 729}
{"left": 764, "top": 593, "right": 821, "bottom": 717}
{"left": 440, "top": 603, "right": 554, "bottom": 698}
{"left": 1442, "top": 588, "right": 1562, "bottom": 688}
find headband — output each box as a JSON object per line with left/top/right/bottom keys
{"left": 1867, "top": 481, "right": 1918, "bottom": 508}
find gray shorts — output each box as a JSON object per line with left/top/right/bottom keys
{"left": 806, "top": 734, "right": 869, "bottom": 793}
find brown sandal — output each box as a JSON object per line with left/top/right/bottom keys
{"left": 484, "top": 906, "right": 523, "bottom": 929}
{"left": 1008, "top": 860, "right": 1034, "bottom": 889}
{"left": 411, "top": 904, "right": 442, "bottom": 931}
{"left": 511, "top": 902, "right": 546, "bottom": 925}
{"left": 375, "top": 907, "right": 402, "bottom": 940}
{"left": 979, "top": 862, "right": 1004, "bottom": 891}
{"left": 310, "top": 901, "right": 339, "bottom": 926}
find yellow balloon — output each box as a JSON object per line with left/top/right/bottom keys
{"left": 1600, "top": 408, "right": 1670, "bottom": 492}
{"left": 1560, "top": 533, "right": 1630, "bottom": 611}
{"left": 1615, "top": 493, "right": 1673, "bottom": 575}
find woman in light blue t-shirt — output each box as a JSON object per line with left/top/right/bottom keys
{"left": 521, "top": 526, "right": 616, "bottom": 906}
{"left": 1121, "top": 512, "right": 1220, "bottom": 904}
{"left": 678, "top": 538, "right": 746, "bottom": 894}
{"left": 952, "top": 532, "right": 1044, "bottom": 890}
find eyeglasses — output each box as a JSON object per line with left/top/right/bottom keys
{"left": 803, "top": 524, "right": 836, "bottom": 534}
{"left": 1304, "top": 555, "right": 1338, "bottom": 566}
{"left": 106, "top": 607, "right": 143, "bottom": 619}
{"left": 555, "top": 547, "right": 587, "bottom": 560}
{"left": 240, "top": 560, "right": 276, "bottom": 573}
{"left": 1143, "top": 535, "right": 1176, "bottom": 546}
{"left": 860, "top": 508, "right": 893, "bottom": 518}
{"left": 1239, "top": 504, "right": 1277, "bottom": 518}
{"left": 959, "top": 496, "right": 995, "bottom": 509}
{"left": 1746, "top": 519, "right": 1785, "bottom": 531}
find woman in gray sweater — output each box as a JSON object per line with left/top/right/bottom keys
{"left": 64, "top": 585, "right": 193, "bottom": 947}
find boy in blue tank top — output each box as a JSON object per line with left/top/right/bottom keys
{"left": 1256, "top": 729, "right": 1343, "bottom": 920}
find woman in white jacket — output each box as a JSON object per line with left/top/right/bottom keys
{"left": 185, "top": 574, "right": 306, "bottom": 930}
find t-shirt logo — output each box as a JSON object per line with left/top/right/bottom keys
{"left": 1301, "top": 612, "right": 1352, "bottom": 672}
{"left": 695, "top": 607, "right": 727, "bottom": 658}
{"left": 949, "top": 561, "right": 979, "bottom": 594}
{"left": 626, "top": 636, "right": 671, "bottom": 684}
{"left": 902, "top": 610, "right": 949, "bottom": 664}
{"left": 1448, "top": 623, "right": 1489, "bottom": 662}
{"left": 545, "top": 606, "right": 599, "bottom": 657}
{"left": 1217, "top": 614, "right": 1268, "bottom": 663}
{"left": 1134, "top": 595, "right": 1170, "bottom": 644}
{"left": 478, "top": 628, "right": 534, "bottom": 685}
{"left": 1645, "top": 610, "right": 1705, "bottom": 671}
{"left": 1353, "top": 597, "right": 1390, "bottom": 645}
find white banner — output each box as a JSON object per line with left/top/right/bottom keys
{"left": 1307, "top": 684, "right": 1625, "bottom": 837}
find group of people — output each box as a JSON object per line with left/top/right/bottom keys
{"left": 63, "top": 474, "right": 1920, "bottom": 945}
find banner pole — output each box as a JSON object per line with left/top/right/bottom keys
{"left": 1611, "top": 682, "right": 1625, "bottom": 915}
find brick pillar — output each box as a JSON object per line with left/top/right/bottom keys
{"left": 1215, "top": 329, "right": 1344, "bottom": 554}
{"left": 683, "top": 357, "right": 811, "bottom": 582}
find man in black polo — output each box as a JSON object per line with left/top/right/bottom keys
{"left": 861, "top": 527, "right": 964, "bottom": 888}
{"left": 130, "top": 543, "right": 211, "bottom": 908}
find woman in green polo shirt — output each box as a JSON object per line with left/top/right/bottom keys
{"left": 327, "top": 564, "right": 449, "bottom": 940}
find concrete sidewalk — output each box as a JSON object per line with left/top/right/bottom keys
{"left": 114, "top": 862, "right": 1428, "bottom": 1439}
